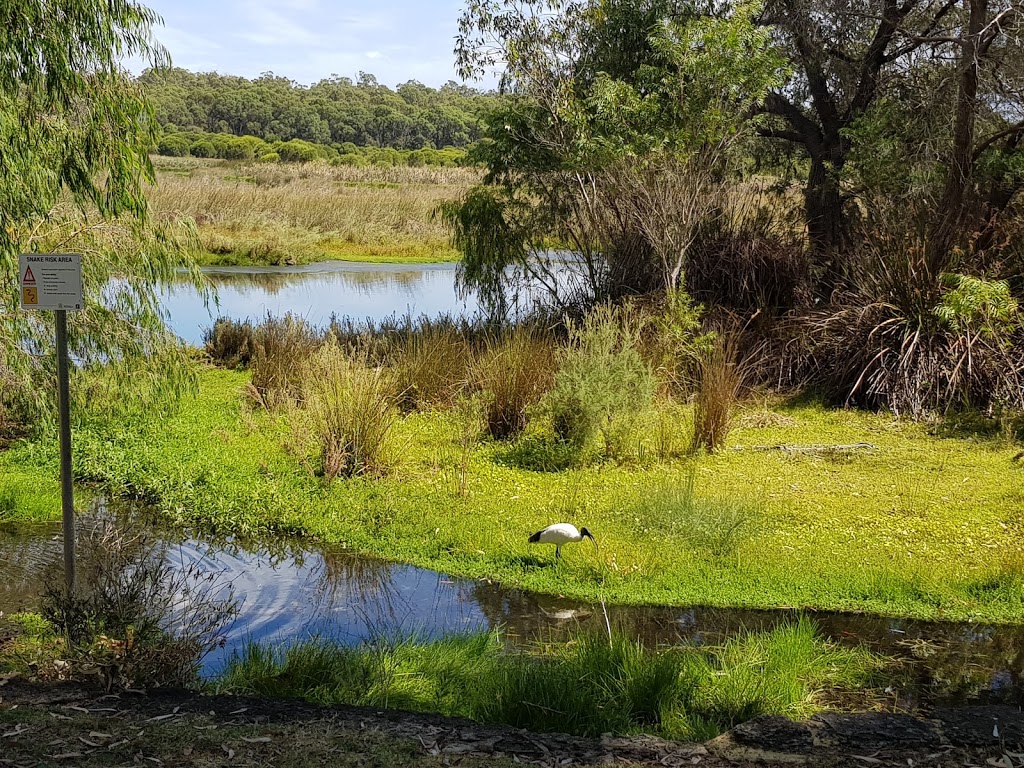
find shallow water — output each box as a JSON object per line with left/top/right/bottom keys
{"left": 2, "top": 519, "right": 1022, "bottom": 707}
{"left": 163, "top": 262, "right": 476, "bottom": 346}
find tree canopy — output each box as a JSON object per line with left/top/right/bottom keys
{"left": 0, "top": 0, "right": 203, "bottom": 431}
{"left": 140, "top": 68, "right": 499, "bottom": 151}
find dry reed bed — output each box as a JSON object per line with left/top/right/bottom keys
{"left": 147, "top": 160, "right": 480, "bottom": 259}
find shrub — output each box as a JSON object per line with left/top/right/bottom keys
{"left": 546, "top": 304, "right": 656, "bottom": 459}
{"left": 258, "top": 151, "right": 280, "bottom": 163}
{"left": 190, "top": 140, "right": 217, "bottom": 158}
{"left": 157, "top": 134, "right": 190, "bottom": 157}
{"left": 277, "top": 139, "right": 323, "bottom": 163}
{"left": 472, "top": 324, "right": 557, "bottom": 439}
{"left": 203, "top": 317, "right": 254, "bottom": 369}
{"left": 41, "top": 517, "right": 237, "bottom": 690}
{"left": 691, "top": 331, "right": 743, "bottom": 453}
{"left": 302, "top": 342, "right": 400, "bottom": 479}
{"left": 248, "top": 313, "right": 322, "bottom": 409}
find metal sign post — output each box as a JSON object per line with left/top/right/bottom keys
{"left": 19, "top": 253, "right": 84, "bottom": 593}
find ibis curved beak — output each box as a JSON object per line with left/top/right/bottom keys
{"left": 585, "top": 532, "right": 599, "bottom": 554}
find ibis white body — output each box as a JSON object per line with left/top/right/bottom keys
{"left": 528, "top": 523, "right": 597, "bottom": 559}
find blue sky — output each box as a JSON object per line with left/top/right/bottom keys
{"left": 136, "top": 0, "right": 476, "bottom": 88}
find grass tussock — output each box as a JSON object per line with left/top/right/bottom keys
{"left": 472, "top": 325, "right": 558, "bottom": 439}
{"left": 621, "top": 472, "right": 762, "bottom": 558}
{"left": 247, "top": 314, "right": 322, "bottom": 409}
{"left": 301, "top": 342, "right": 401, "bottom": 480}
{"left": 691, "top": 331, "right": 743, "bottom": 453}
{"left": 217, "top": 619, "right": 878, "bottom": 741}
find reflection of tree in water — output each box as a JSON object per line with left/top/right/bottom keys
{"left": 202, "top": 269, "right": 431, "bottom": 299}
{"left": 308, "top": 547, "right": 396, "bottom": 615}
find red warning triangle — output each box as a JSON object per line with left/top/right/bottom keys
{"left": 23, "top": 266, "right": 36, "bottom": 285}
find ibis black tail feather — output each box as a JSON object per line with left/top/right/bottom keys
{"left": 528, "top": 530, "right": 542, "bottom": 543}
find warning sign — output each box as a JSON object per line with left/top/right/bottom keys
{"left": 18, "top": 253, "right": 83, "bottom": 311}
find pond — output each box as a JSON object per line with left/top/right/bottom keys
{"left": 163, "top": 262, "right": 478, "bottom": 346}
{"left": 2, "top": 516, "right": 1022, "bottom": 708}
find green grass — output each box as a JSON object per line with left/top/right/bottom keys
{"left": 216, "top": 620, "right": 879, "bottom": 741}
{"left": 2, "top": 366, "right": 1023, "bottom": 621}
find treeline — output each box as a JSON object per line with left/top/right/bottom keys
{"left": 155, "top": 131, "right": 469, "bottom": 167}
{"left": 140, "top": 68, "right": 497, "bottom": 151}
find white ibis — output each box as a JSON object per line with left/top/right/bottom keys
{"left": 528, "top": 523, "right": 598, "bottom": 560}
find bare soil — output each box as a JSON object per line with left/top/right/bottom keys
{"left": 1, "top": 679, "right": 1022, "bottom": 767}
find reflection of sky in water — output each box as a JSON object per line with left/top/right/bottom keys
{"left": 2, "top": 521, "right": 1023, "bottom": 705}
{"left": 164, "top": 262, "right": 477, "bottom": 345}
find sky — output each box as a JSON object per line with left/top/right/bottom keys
{"left": 134, "top": 0, "right": 480, "bottom": 88}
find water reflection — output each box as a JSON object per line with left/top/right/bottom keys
{"left": 163, "top": 262, "right": 476, "bottom": 346}
{"left": 2, "top": 519, "right": 1022, "bottom": 707}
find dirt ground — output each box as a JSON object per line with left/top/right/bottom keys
{"left": 1, "top": 678, "right": 1022, "bottom": 767}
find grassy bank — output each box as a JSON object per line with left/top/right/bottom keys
{"left": 2, "top": 365, "right": 1022, "bottom": 621}
{"left": 218, "top": 620, "right": 878, "bottom": 742}
{"left": 149, "top": 157, "right": 475, "bottom": 266}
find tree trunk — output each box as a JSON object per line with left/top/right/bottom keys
{"left": 805, "top": 153, "right": 847, "bottom": 287}
{"left": 927, "top": 0, "right": 986, "bottom": 274}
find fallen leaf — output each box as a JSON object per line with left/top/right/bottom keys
{"left": 241, "top": 736, "right": 271, "bottom": 743}
{"left": 223, "top": 745, "right": 235, "bottom": 759}
{"left": 229, "top": 708, "right": 248, "bottom": 715}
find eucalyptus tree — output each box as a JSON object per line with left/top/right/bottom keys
{"left": 446, "top": 0, "right": 785, "bottom": 316}
{"left": 0, "top": 0, "right": 204, "bottom": 430}
{"left": 756, "top": 0, "right": 1024, "bottom": 281}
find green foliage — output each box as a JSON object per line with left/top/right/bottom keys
{"left": 935, "top": 274, "right": 1019, "bottom": 336}
{"left": 157, "top": 134, "right": 190, "bottom": 156}
{"left": 0, "top": 0, "right": 205, "bottom": 434}
{"left": 546, "top": 305, "right": 656, "bottom": 459}
{"left": 141, "top": 67, "right": 495, "bottom": 152}
{"left": 219, "top": 620, "right": 879, "bottom": 741}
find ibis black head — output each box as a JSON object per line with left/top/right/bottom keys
{"left": 580, "top": 526, "right": 594, "bottom": 540}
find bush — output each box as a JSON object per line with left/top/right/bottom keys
{"left": 157, "top": 134, "right": 190, "bottom": 157}
{"left": 277, "top": 139, "right": 323, "bottom": 163}
{"left": 41, "top": 517, "right": 237, "bottom": 690}
{"left": 546, "top": 305, "right": 655, "bottom": 459}
{"left": 190, "top": 140, "right": 216, "bottom": 158}
{"left": 258, "top": 151, "right": 280, "bottom": 163}
{"left": 301, "top": 342, "right": 400, "bottom": 479}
